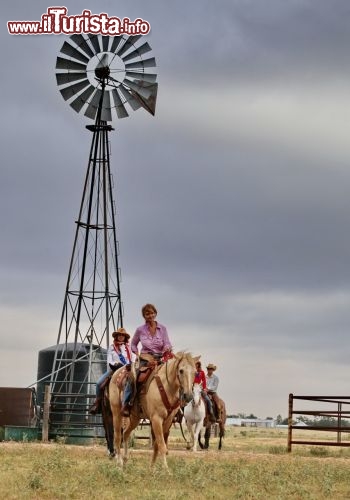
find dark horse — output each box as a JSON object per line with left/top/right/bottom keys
{"left": 101, "top": 383, "right": 115, "bottom": 458}
{"left": 198, "top": 395, "right": 226, "bottom": 450}
{"left": 99, "top": 363, "right": 125, "bottom": 457}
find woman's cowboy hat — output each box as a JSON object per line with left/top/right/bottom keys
{"left": 112, "top": 327, "right": 130, "bottom": 341}
{"left": 206, "top": 363, "right": 217, "bottom": 371}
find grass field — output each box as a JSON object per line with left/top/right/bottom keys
{"left": 2, "top": 426, "right": 350, "bottom": 499}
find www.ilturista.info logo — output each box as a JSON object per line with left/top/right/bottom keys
{"left": 7, "top": 7, "right": 151, "bottom": 36}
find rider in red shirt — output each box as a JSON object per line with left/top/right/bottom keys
{"left": 194, "top": 362, "right": 207, "bottom": 388}
{"left": 194, "top": 361, "right": 215, "bottom": 422}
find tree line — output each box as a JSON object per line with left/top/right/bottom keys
{"left": 228, "top": 413, "right": 350, "bottom": 427}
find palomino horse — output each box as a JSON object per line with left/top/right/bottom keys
{"left": 109, "top": 351, "right": 199, "bottom": 469}
{"left": 198, "top": 395, "right": 227, "bottom": 450}
{"left": 183, "top": 383, "right": 205, "bottom": 452}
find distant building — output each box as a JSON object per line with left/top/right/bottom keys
{"left": 226, "top": 417, "right": 276, "bottom": 428}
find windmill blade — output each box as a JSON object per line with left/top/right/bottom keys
{"left": 56, "top": 72, "right": 87, "bottom": 86}
{"left": 129, "top": 82, "right": 158, "bottom": 116}
{"left": 110, "top": 36, "right": 123, "bottom": 54}
{"left": 125, "top": 71, "right": 157, "bottom": 83}
{"left": 126, "top": 35, "right": 144, "bottom": 45}
{"left": 59, "top": 79, "right": 90, "bottom": 101}
{"left": 88, "top": 35, "right": 101, "bottom": 55}
{"left": 123, "top": 78, "right": 152, "bottom": 99}
{"left": 112, "top": 89, "right": 129, "bottom": 118}
{"left": 70, "top": 34, "right": 95, "bottom": 58}
{"left": 102, "top": 36, "right": 110, "bottom": 52}
{"left": 56, "top": 56, "right": 87, "bottom": 72}
{"left": 117, "top": 35, "right": 143, "bottom": 57}
{"left": 109, "top": 75, "right": 124, "bottom": 86}
{"left": 84, "top": 89, "right": 103, "bottom": 120}
{"left": 60, "top": 41, "right": 90, "bottom": 64}
{"left": 122, "top": 42, "right": 152, "bottom": 62}
{"left": 118, "top": 85, "right": 142, "bottom": 111}
{"left": 70, "top": 85, "right": 95, "bottom": 113}
{"left": 100, "top": 90, "right": 112, "bottom": 122}
{"left": 125, "top": 57, "right": 156, "bottom": 70}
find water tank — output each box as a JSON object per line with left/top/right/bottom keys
{"left": 36, "top": 343, "right": 106, "bottom": 423}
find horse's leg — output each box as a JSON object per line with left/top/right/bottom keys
{"left": 193, "top": 421, "right": 203, "bottom": 452}
{"left": 185, "top": 420, "right": 195, "bottom": 451}
{"left": 150, "top": 416, "right": 168, "bottom": 469}
{"left": 218, "top": 435, "right": 222, "bottom": 450}
{"left": 164, "top": 429, "right": 170, "bottom": 455}
{"left": 163, "top": 415, "right": 175, "bottom": 456}
{"left": 112, "top": 413, "right": 124, "bottom": 467}
{"left": 122, "top": 414, "right": 139, "bottom": 463}
{"left": 218, "top": 423, "right": 225, "bottom": 450}
{"left": 198, "top": 428, "right": 204, "bottom": 449}
{"left": 105, "top": 413, "right": 115, "bottom": 458}
{"left": 204, "top": 426, "right": 210, "bottom": 449}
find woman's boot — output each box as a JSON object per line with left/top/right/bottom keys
{"left": 89, "top": 397, "right": 102, "bottom": 415}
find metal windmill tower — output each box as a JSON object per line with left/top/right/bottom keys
{"left": 47, "top": 34, "right": 157, "bottom": 419}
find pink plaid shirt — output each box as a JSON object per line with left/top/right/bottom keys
{"left": 131, "top": 322, "right": 172, "bottom": 356}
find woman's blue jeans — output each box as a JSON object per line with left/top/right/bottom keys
{"left": 95, "top": 369, "right": 112, "bottom": 397}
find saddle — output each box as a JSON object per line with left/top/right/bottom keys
{"left": 137, "top": 354, "right": 162, "bottom": 384}
{"left": 113, "top": 366, "right": 132, "bottom": 391}
{"left": 98, "top": 362, "right": 125, "bottom": 393}
{"left": 207, "top": 392, "right": 222, "bottom": 422}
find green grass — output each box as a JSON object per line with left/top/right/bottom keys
{"left": 2, "top": 427, "right": 350, "bottom": 498}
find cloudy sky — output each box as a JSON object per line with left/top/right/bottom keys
{"left": 2, "top": 0, "right": 350, "bottom": 419}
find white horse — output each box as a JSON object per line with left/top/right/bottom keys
{"left": 183, "top": 383, "right": 206, "bottom": 452}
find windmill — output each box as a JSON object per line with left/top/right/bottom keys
{"left": 39, "top": 34, "right": 157, "bottom": 427}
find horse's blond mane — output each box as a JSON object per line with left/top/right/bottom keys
{"left": 158, "top": 351, "right": 195, "bottom": 375}
{"left": 174, "top": 350, "right": 194, "bottom": 359}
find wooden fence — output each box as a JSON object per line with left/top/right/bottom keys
{"left": 288, "top": 394, "right": 350, "bottom": 452}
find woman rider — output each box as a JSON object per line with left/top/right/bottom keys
{"left": 121, "top": 303, "right": 173, "bottom": 416}
{"left": 89, "top": 327, "right": 134, "bottom": 415}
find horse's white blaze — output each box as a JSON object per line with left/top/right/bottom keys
{"left": 183, "top": 383, "right": 206, "bottom": 452}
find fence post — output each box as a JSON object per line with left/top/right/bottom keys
{"left": 338, "top": 402, "right": 342, "bottom": 444}
{"left": 287, "top": 393, "right": 293, "bottom": 452}
{"left": 42, "top": 385, "right": 51, "bottom": 442}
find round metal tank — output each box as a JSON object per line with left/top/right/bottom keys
{"left": 36, "top": 343, "right": 106, "bottom": 424}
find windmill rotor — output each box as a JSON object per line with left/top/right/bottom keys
{"left": 56, "top": 34, "right": 158, "bottom": 121}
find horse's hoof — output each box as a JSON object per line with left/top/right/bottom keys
{"left": 109, "top": 452, "right": 116, "bottom": 459}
